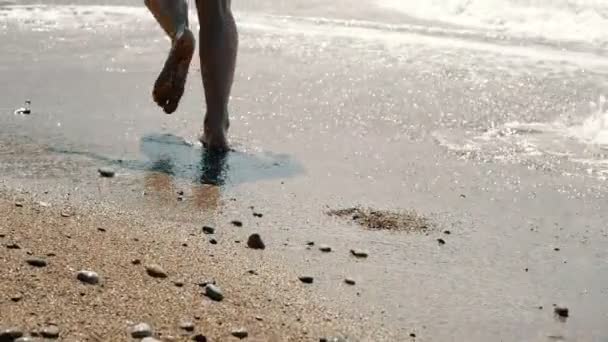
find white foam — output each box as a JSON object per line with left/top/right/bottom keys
{"left": 377, "top": 0, "right": 608, "bottom": 47}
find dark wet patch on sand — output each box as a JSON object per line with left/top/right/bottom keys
{"left": 327, "top": 207, "right": 432, "bottom": 232}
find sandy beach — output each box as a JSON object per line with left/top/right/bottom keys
{"left": 2, "top": 0, "right": 608, "bottom": 341}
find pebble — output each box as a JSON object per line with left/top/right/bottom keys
{"left": 306, "top": 241, "right": 315, "bottom": 246}
{"left": 40, "top": 325, "right": 59, "bottom": 339}
{"left": 231, "top": 220, "right": 243, "bottom": 227}
{"left": 97, "top": 227, "right": 106, "bottom": 232}
{"left": 130, "top": 323, "right": 153, "bottom": 338}
{"left": 319, "top": 245, "right": 332, "bottom": 252}
{"left": 15, "top": 337, "right": 36, "bottom": 342}
{"left": 141, "top": 338, "right": 161, "bottom": 342}
{"left": 14, "top": 201, "right": 24, "bottom": 207}
{"left": 205, "top": 284, "right": 224, "bottom": 301}
{"left": 6, "top": 243, "right": 20, "bottom": 249}
{"left": 0, "top": 328, "right": 23, "bottom": 341}
{"left": 98, "top": 167, "right": 116, "bottom": 178}
{"left": 173, "top": 280, "right": 185, "bottom": 287}
{"left": 247, "top": 234, "right": 265, "bottom": 250}
{"left": 179, "top": 321, "right": 195, "bottom": 332}
{"left": 299, "top": 276, "right": 314, "bottom": 284}
{"left": 231, "top": 328, "right": 248, "bottom": 339}
{"left": 10, "top": 293, "right": 23, "bottom": 302}
{"left": 253, "top": 212, "right": 263, "bottom": 218}
{"left": 25, "top": 258, "right": 47, "bottom": 267}
{"left": 76, "top": 270, "right": 100, "bottom": 285}
{"left": 350, "top": 249, "right": 368, "bottom": 258}
{"left": 145, "top": 264, "right": 168, "bottom": 278}
{"left": 344, "top": 278, "right": 356, "bottom": 285}
{"left": 202, "top": 226, "right": 215, "bottom": 234}
{"left": 410, "top": 333, "right": 417, "bottom": 338}
{"left": 437, "top": 238, "right": 446, "bottom": 245}
{"left": 320, "top": 337, "right": 347, "bottom": 342}
{"left": 131, "top": 259, "right": 142, "bottom": 265}
{"left": 209, "top": 238, "right": 218, "bottom": 245}
{"left": 192, "top": 334, "right": 207, "bottom": 342}
{"left": 443, "top": 230, "right": 451, "bottom": 235}
{"left": 554, "top": 306, "right": 569, "bottom": 318}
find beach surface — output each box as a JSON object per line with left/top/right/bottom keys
{"left": 1, "top": 0, "right": 608, "bottom": 341}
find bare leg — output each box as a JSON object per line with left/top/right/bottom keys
{"left": 145, "top": 0, "right": 195, "bottom": 114}
{"left": 195, "top": 0, "right": 238, "bottom": 151}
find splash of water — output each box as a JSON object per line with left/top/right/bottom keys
{"left": 569, "top": 96, "right": 608, "bottom": 146}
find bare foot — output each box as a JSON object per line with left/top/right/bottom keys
{"left": 152, "top": 29, "right": 195, "bottom": 114}
{"left": 199, "top": 120, "right": 230, "bottom": 152}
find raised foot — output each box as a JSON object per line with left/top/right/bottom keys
{"left": 152, "top": 29, "right": 195, "bottom": 114}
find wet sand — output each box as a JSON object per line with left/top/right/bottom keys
{"left": 2, "top": 1, "right": 608, "bottom": 341}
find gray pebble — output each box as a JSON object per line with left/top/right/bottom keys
{"left": 141, "top": 338, "right": 161, "bottom": 342}
{"left": 231, "top": 328, "right": 248, "bottom": 339}
{"left": 145, "top": 264, "right": 168, "bottom": 278}
{"left": 306, "top": 241, "right": 315, "bottom": 246}
{"left": 15, "top": 337, "right": 36, "bottom": 342}
{"left": 350, "top": 249, "right": 368, "bottom": 258}
{"left": 130, "top": 323, "right": 153, "bottom": 338}
{"left": 6, "top": 243, "right": 20, "bottom": 250}
{"left": 98, "top": 167, "right": 115, "bottom": 178}
{"left": 247, "top": 234, "right": 265, "bottom": 250}
{"left": 26, "top": 258, "right": 47, "bottom": 267}
{"left": 299, "top": 276, "right": 314, "bottom": 284}
{"left": 319, "top": 245, "right": 332, "bottom": 252}
{"left": 344, "top": 278, "right": 356, "bottom": 285}
{"left": 40, "top": 325, "right": 59, "bottom": 339}
{"left": 205, "top": 284, "right": 224, "bottom": 301}
{"left": 202, "top": 226, "right": 215, "bottom": 234}
{"left": 76, "top": 270, "right": 100, "bottom": 285}
{"left": 0, "top": 328, "right": 23, "bottom": 340}
{"left": 179, "top": 321, "right": 195, "bottom": 332}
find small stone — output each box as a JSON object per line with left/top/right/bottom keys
{"left": 177, "top": 190, "right": 184, "bottom": 196}
{"left": 98, "top": 167, "right": 115, "bottom": 178}
{"left": 255, "top": 316, "right": 263, "bottom": 321}
{"left": 131, "top": 259, "right": 142, "bottom": 265}
{"left": 410, "top": 333, "right": 416, "bottom": 338}
{"left": 14, "top": 201, "right": 24, "bottom": 207}
{"left": 141, "top": 338, "right": 161, "bottom": 342}
{"left": 97, "top": 227, "right": 106, "bottom": 232}
{"left": 173, "top": 280, "right": 185, "bottom": 287}
{"left": 130, "top": 323, "right": 153, "bottom": 338}
{"left": 179, "top": 321, "right": 195, "bottom": 332}
{"left": 554, "top": 306, "right": 569, "bottom": 318}
{"left": 202, "top": 226, "right": 215, "bottom": 234}
{"left": 306, "top": 241, "right": 315, "bottom": 246}
{"left": 209, "top": 238, "right": 218, "bottom": 245}
{"left": 0, "top": 328, "right": 23, "bottom": 340}
{"left": 76, "top": 270, "right": 100, "bottom": 285}
{"left": 437, "top": 238, "right": 446, "bottom": 245}
{"left": 205, "top": 284, "right": 224, "bottom": 301}
{"left": 40, "top": 325, "right": 59, "bottom": 339}
{"left": 350, "top": 249, "right": 368, "bottom": 258}
{"left": 15, "top": 337, "right": 36, "bottom": 342}
{"left": 6, "top": 243, "right": 20, "bottom": 249}
{"left": 319, "top": 245, "right": 332, "bottom": 252}
{"left": 344, "top": 278, "right": 356, "bottom": 285}
{"left": 247, "top": 270, "right": 258, "bottom": 275}
{"left": 231, "top": 328, "right": 248, "bottom": 339}
{"left": 320, "top": 337, "right": 347, "bottom": 342}
{"left": 231, "top": 220, "right": 243, "bottom": 227}
{"left": 26, "top": 257, "right": 47, "bottom": 267}
{"left": 182, "top": 243, "right": 188, "bottom": 247}
{"left": 60, "top": 211, "right": 72, "bottom": 218}
{"left": 247, "top": 234, "right": 265, "bottom": 250}
{"left": 554, "top": 247, "right": 561, "bottom": 251}
{"left": 10, "top": 293, "right": 23, "bottom": 302}
{"left": 192, "top": 334, "right": 207, "bottom": 342}
{"left": 145, "top": 264, "right": 168, "bottom": 278}
{"left": 299, "top": 276, "right": 314, "bottom": 284}
{"left": 253, "top": 212, "right": 263, "bottom": 218}
{"left": 443, "top": 230, "right": 451, "bottom": 235}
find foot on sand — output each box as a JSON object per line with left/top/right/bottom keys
{"left": 152, "top": 29, "right": 195, "bottom": 114}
